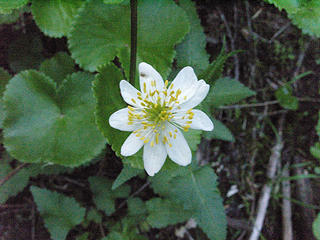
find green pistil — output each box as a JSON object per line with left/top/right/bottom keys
{"left": 145, "top": 102, "right": 171, "bottom": 124}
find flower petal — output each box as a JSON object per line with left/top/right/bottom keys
{"left": 165, "top": 124, "right": 191, "bottom": 166}
{"left": 121, "top": 132, "right": 144, "bottom": 156}
{"left": 189, "top": 109, "right": 214, "bottom": 131}
{"left": 143, "top": 140, "right": 167, "bottom": 176}
{"left": 119, "top": 80, "right": 141, "bottom": 107}
{"left": 179, "top": 80, "right": 210, "bottom": 110}
{"left": 109, "top": 108, "right": 139, "bottom": 131}
{"left": 170, "top": 66, "right": 198, "bottom": 93}
{"left": 139, "top": 62, "right": 164, "bottom": 95}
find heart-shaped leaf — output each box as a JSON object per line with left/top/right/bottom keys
{"left": 39, "top": 52, "right": 76, "bottom": 86}
{"left": 0, "top": 0, "right": 28, "bottom": 14}
{"left": 3, "top": 70, "right": 106, "bottom": 166}
{"left": 31, "top": 0, "right": 84, "bottom": 37}
{"left": 69, "top": 0, "right": 189, "bottom": 78}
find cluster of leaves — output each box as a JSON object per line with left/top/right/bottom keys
{"left": 0, "top": 0, "right": 259, "bottom": 239}
{"left": 265, "top": 0, "right": 320, "bottom": 37}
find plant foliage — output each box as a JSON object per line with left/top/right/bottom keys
{"left": 265, "top": 0, "right": 320, "bottom": 37}
{"left": 3, "top": 71, "right": 106, "bottom": 166}
{"left": 31, "top": 186, "right": 86, "bottom": 240}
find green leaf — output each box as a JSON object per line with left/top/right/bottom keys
{"left": 0, "top": 151, "right": 74, "bottom": 204}
{"left": 151, "top": 166, "right": 227, "bottom": 240}
{"left": 88, "top": 176, "right": 130, "bottom": 216}
{"left": 275, "top": 85, "right": 298, "bottom": 110}
{"left": 314, "top": 213, "right": 320, "bottom": 240}
{"left": 265, "top": 0, "right": 320, "bottom": 37}
{"left": 0, "top": 153, "right": 30, "bottom": 204}
{"left": 8, "top": 33, "right": 44, "bottom": 72}
{"left": 0, "top": 0, "right": 28, "bottom": 14}
{"left": 39, "top": 52, "right": 76, "bottom": 86}
{"left": 316, "top": 112, "right": 320, "bottom": 136}
{"left": 103, "top": 0, "right": 124, "bottom": 3}
{"left": 3, "top": 70, "right": 106, "bottom": 166}
{"left": 105, "top": 217, "right": 148, "bottom": 240}
{"left": 86, "top": 208, "right": 102, "bottom": 224}
{"left": 199, "top": 40, "right": 241, "bottom": 82}
{"left": 31, "top": 186, "right": 86, "bottom": 240}
{"left": 69, "top": 0, "right": 189, "bottom": 77}
{"left": 175, "top": 0, "right": 209, "bottom": 75}
{"left": 146, "top": 198, "right": 192, "bottom": 228}
{"left": 112, "top": 164, "right": 144, "bottom": 190}
{"left": 127, "top": 197, "right": 147, "bottom": 217}
{"left": 31, "top": 0, "right": 84, "bottom": 38}
{"left": 93, "top": 63, "right": 127, "bottom": 156}
{"left": 184, "top": 129, "right": 202, "bottom": 152}
{"left": 207, "top": 77, "right": 256, "bottom": 108}
{"left": 311, "top": 142, "right": 320, "bottom": 160}
{"left": 0, "top": 67, "right": 11, "bottom": 128}
{"left": 265, "top": 0, "right": 300, "bottom": 13}
{"left": 0, "top": 6, "right": 28, "bottom": 24}
{"left": 203, "top": 118, "right": 235, "bottom": 142}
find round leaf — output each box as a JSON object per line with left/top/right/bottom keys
{"left": 93, "top": 64, "right": 127, "bottom": 156}
{"left": 32, "top": 0, "right": 84, "bottom": 37}
{"left": 39, "top": 52, "right": 76, "bottom": 86}
{"left": 69, "top": 0, "right": 189, "bottom": 77}
{"left": 314, "top": 213, "right": 320, "bottom": 240}
{"left": 3, "top": 70, "right": 106, "bottom": 166}
{"left": 0, "top": 67, "right": 11, "bottom": 128}
{"left": 0, "top": 0, "right": 28, "bottom": 14}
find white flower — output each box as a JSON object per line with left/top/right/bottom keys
{"left": 109, "top": 62, "right": 214, "bottom": 176}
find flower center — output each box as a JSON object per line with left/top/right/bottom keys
{"left": 127, "top": 79, "right": 194, "bottom": 147}
{"left": 144, "top": 101, "right": 173, "bottom": 125}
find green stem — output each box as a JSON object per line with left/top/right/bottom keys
{"left": 129, "top": 0, "right": 137, "bottom": 86}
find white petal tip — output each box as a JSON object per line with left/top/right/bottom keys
{"left": 180, "top": 160, "right": 191, "bottom": 166}
{"left": 120, "top": 149, "right": 130, "bottom": 157}
{"left": 138, "top": 62, "right": 151, "bottom": 73}
{"left": 146, "top": 170, "right": 155, "bottom": 176}
{"left": 205, "top": 123, "right": 214, "bottom": 131}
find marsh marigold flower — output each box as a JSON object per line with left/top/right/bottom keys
{"left": 109, "top": 62, "right": 214, "bottom": 176}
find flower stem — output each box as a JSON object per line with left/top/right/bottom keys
{"left": 130, "top": 0, "right": 138, "bottom": 86}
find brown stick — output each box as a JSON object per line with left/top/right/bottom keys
{"left": 0, "top": 163, "right": 29, "bottom": 187}
{"left": 282, "top": 165, "right": 293, "bottom": 240}
{"left": 249, "top": 115, "right": 285, "bottom": 240}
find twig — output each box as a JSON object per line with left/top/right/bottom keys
{"left": 249, "top": 115, "right": 285, "bottom": 240}
{"left": 31, "top": 203, "right": 35, "bottom": 240}
{"left": 116, "top": 181, "right": 150, "bottom": 210}
{"left": 99, "top": 223, "right": 106, "bottom": 238}
{"left": 219, "top": 97, "right": 320, "bottom": 110}
{"left": 293, "top": 40, "right": 311, "bottom": 78}
{"left": 282, "top": 165, "right": 293, "bottom": 240}
{"left": 294, "top": 156, "right": 316, "bottom": 239}
{"left": 129, "top": 0, "right": 138, "bottom": 86}
{"left": 269, "top": 22, "right": 291, "bottom": 42}
{"left": 227, "top": 217, "right": 251, "bottom": 231}
{"left": 217, "top": 8, "right": 240, "bottom": 81}
{"left": 219, "top": 100, "right": 278, "bottom": 109}
{"left": 0, "top": 163, "right": 29, "bottom": 187}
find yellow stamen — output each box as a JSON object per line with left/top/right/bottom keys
{"left": 143, "top": 82, "right": 147, "bottom": 93}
